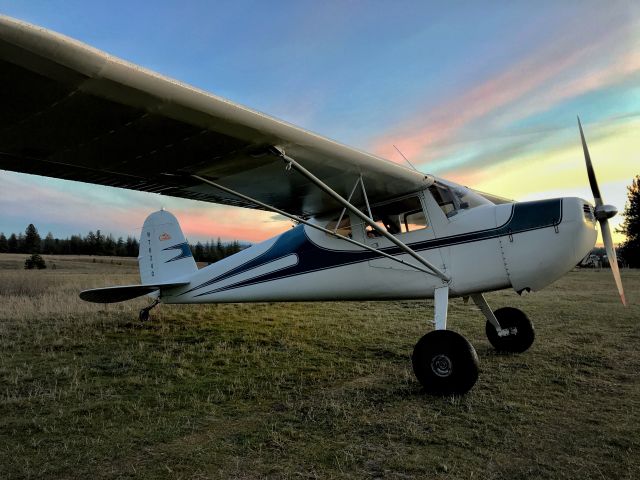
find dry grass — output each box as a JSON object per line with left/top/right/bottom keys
{"left": 0, "top": 253, "right": 639, "bottom": 479}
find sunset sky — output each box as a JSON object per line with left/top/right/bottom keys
{"left": 0, "top": 1, "right": 638, "bottom": 245}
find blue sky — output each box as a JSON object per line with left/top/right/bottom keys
{"left": 0, "top": 1, "right": 638, "bottom": 243}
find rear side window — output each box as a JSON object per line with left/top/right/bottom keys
{"left": 366, "top": 196, "right": 428, "bottom": 237}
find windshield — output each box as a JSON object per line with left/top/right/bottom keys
{"left": 429, "top": 179, "right": 493, "bottom": 218}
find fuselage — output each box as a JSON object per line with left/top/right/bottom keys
{"left": 161, "top": 182, "right": 597, "bottom": 304}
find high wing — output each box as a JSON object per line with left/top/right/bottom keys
{"left": 0, "top": 16, "right": 430, "bottom": 217}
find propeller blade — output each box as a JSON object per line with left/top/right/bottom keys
{"left": 577, "top": 117, "right": 603, "bottom": 207}
{"left": 600, "top": 218, "right": 627, "bottom": 306}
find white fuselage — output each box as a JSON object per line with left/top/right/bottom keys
{"left": 160, "top": 193, "right": 597, "bottom": 304}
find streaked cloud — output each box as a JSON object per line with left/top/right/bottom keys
{"left": 372, "top": 14, "right": 639, "bottom": 169}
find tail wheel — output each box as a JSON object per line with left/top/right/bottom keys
{"left": 485, "top": 307, "right": 535, "bottom": 353}
{"left": 412, "top": 330, "right": 479, "bottom": 395}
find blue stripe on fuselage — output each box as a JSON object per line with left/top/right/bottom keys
{"left": 188, "top": 199, "right": 562, "bottom": 297}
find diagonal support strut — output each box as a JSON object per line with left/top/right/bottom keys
{"left": 272, "top": 146, "right": 450, "bottom": 282}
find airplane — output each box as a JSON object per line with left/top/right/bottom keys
{"left": 0, "top": 16, "right": 627, "bottom": 395}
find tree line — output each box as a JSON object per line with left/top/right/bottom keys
{"left": 0, "top": 224, "right": 247, "bottom": 263}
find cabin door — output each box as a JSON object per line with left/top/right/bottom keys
{"left": 364, "top": 193, "right": 445, "bottom": 272}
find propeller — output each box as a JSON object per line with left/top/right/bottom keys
{"left": 578, "top": 117, "right": 627, "bottom": 306}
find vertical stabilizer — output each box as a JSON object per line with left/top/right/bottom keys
{"left": 138, "top": 210, "right": 197, "bottom": 284}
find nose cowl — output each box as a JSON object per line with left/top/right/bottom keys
{"left": 499, "top": 198, "right": 597, "bottom": 293}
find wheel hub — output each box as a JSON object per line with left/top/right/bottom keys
{"left": 431, "top": 354, "right": 453, "bottom": 377}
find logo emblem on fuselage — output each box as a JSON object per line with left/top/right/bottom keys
{"left": 159, "top": 232, "right": 171, "bottom": 241}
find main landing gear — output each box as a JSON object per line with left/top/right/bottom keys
{"left": 411, "top": 288, "right": 535, "bottom": 396}
{"left": 412, "top": 286, "right": 480, "bottom": 395}
{"left": 412, "top": 329, "right": 479, "bottom": 395}
{"left": 139, "top": 298, "right": 160, "bottom": 321}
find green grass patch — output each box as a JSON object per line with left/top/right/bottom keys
{"left": 1, "top": 254, "right": 639, "bottom": 479}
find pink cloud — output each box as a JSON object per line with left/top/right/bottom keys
{"left": 0, "top": 172, "right": 291, "bottom": 242}
{"left": 493, "top": 50, "right": 640, "bottom": 129}
{"left": 170, "top": 208, "right": 290, "bottom": 243}
{"left": 372, "top": 19, "right": 639, "bottom": 166}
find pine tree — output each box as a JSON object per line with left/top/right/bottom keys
{"left": 618, "top": 175, "right": 640, "bottom": 268}
{"left": 125, "top": 236, "right": 138, "bottom": 257}
{"left": 216, "top": 237, "right": 224, "bottom": 260}
{"left": 194, "top": 242, "right": 204, "bottom": 261}
{"left": 7, "top": 233, "right": 18, "bottom": 253}
{"left": 104, "top": 234, "right": 116, "bottom": 256}
{"left": 69, "top": 235, "right": 82, "bottom": 254}
{"left": 95, "top": 229, "right": 105, "bottom": 255}
{"left": 116, "top": 237, "right": 126, "bottom": 256}
{"left": 0, "top": 233, "right": 8, "bottom": 253}
{"left": 43, "top": 232, "right": 56, "bottom": 254}
{"left": 24, "top": 224, "right": 41, "bottom": 253}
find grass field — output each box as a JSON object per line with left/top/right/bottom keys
{"left": 0, "top": 253, "right": 639, "bottom": 479}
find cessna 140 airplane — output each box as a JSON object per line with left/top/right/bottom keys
{"left": 0, "top": 16, "right": 627, "bottom": 395}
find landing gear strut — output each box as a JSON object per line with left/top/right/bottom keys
{"left": 139, "top": 298, "right": 160, "bottom": 322}
{"left": 412, "top": 285, "right": 479, "bottom": 395}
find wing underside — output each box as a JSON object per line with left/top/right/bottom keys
{"left": 0, "top": 16, "right": 430, "bottom": 217}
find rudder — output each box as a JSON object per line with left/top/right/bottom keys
{"left": 138, "top": 210, "right": 197, "bottom": 284}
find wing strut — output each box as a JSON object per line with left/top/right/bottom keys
{"left": 272, "top": 146, "right": 450, "bottom": 282}
{"left": 192, "top": 175, "right": 442, "bottom": 277}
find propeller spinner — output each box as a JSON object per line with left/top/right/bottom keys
{"left": 578, "top": 117, "right": 627, "bottom": 306}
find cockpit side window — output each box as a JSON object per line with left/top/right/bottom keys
{"left": 429, "top": 184, "right": 458, "bottom": 217}
{"left": 365, "top": 196, "right": 428, "bottom": 238}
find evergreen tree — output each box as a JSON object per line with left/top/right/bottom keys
{"left": 104, "top": 234, "right": 116, "bottom": 256}
{"left": 86, "top": 231, "right": 97, "bottom": 255}
{"left": 7, "top": 233, "right": 18, "bottom": 253}
{"left": 69, "top": 234, "right": 82, "bottom": 255}
{"left": 95, "top": 229, "right": 105, "bottom": 255}
{"left": 24, "top": 224, "right": 41, "bottom": 253}
{"left": 216, "top": 237, "right": 224, "bottom": 260}
{"left": 17, "top": 233, "right": 26, "bottom": 253}
{"left": 43, "top": 232, "right": 56, "bottom": 254}
{"left": 618, "top": 175, "right": 640, "bottom": 268}
{"left": 194, "top": 241, "right": 204, "bottom": 261}
{"left": 125, "top": 236, "right": 138, "bottom": 256}
{"left": 24, "top": 253, "right": 46, "bottom": 269}
{"left": 0, "top": 233, "right": 7, "bottom": 253}
{"left": 116, "top": 237, "right": 126, "bottom": 256}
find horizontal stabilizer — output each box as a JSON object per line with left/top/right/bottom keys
{"left": 79, "top": 282, "right": 189, "bottom": 303}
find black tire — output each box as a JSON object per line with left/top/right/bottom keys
{"left": 485, "top": 307, "right": 535, "bottom": 353}
{"left": 412, "top": 330, "right": 479, "bottom": 395}
{"left": 139, "top": 309, "right": 150, "bottom": 322}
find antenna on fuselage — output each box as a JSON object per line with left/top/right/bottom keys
{"left": 393, "top": 144, "right": 419, "bottom": 172}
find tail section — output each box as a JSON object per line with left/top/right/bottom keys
{"left": 138, "top": 210, "right": 197, "bottom": 284}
